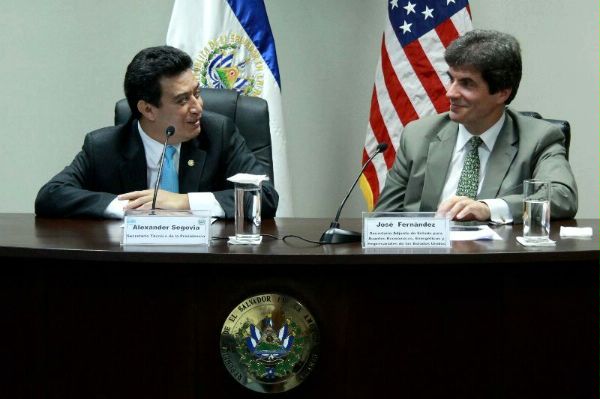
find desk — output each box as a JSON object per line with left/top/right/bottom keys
{"left": 1, "top": 214, "right": 597, "bottom": 398}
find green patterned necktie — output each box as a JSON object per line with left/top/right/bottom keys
{"left": 456, "top": 136, "right": 483, "bottom": 199}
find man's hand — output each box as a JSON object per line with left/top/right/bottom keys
{"left": 436, "top": 196, "right": 491, "bottom": 221}
{"left": 119, "top": 189, "right": 190, "bottom": 211}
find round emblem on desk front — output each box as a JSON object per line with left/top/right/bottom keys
{"left": 220, "top": 293, "right": 319, "bottom": 393}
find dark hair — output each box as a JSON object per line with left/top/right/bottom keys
{"left": 445, "top": 30, "right": 522, "bottom": 104}
{"left": 124, "top": 45, "right": 193, "bottom": 119}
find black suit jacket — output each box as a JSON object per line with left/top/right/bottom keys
{"left": 35, "top": 111, "right": 278, "bottom": 218}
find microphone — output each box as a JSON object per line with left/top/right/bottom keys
{"left": 151, "top": 125, "right": 176, "bottom": 211}
{"left": 320, "top": 143, "right": 388, "bottom": 244}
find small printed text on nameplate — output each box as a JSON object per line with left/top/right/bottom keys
{"left": 123, "top": 210, "right": 210, "bottom": 245}
{"left": 362, "top": 213, "right": 450, "bottom": 248}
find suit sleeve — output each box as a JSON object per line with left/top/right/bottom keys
{"left": 211, "top": 118, "right": 279, "bottom": 218}
{"left": 500, "top": 127, "right": 578, "bottom": 222}
{"left": 35, "top": 134, "right": 116, "bottom": 218}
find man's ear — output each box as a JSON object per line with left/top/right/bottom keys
{"left": 495, "top": 87, "right": 512, "bottom": 104}
{"left": 137, "top": 100, "right": 156, "bottom": 121}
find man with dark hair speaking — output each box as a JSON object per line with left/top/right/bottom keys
{"left": 375, "top": 30, "right": 577, "bottom": 223}
{"left": 35, "top": 45, "right": 278, "bottom": 219}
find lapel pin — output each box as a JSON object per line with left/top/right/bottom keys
{"left": 187, "top": 159, "right": 195, "bottom": 167}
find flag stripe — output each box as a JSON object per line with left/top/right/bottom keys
{"left": 385, "top": 30, "right": 436, "bottom": 118}
{"left": 435, "top": 18, "right": 460, "bottom": 48}
{"left": 451, "top": 8, "right": 473, "bottom": 36}
{"left": 373, "top": 58, "right": 403, "bottom": 152}
{"left": 358, "top": 175, "right": 375, "bottom": 211}
{"left": 361, "top": 147, "right": 380, "bottom": 203}
{"left": 363, "top": 123, "right": 391, "bottom": 200}
{"left": 402, "top": 40, "right": 450, "bottom": 114}
{"left": 419, "top": 29, "right": 453, "bottom": 95}
{"left": 380, "top": 37, "right": 420, "bottom": 126}
{"left": 367, "top": 88, "right": 396, "bottom": 168}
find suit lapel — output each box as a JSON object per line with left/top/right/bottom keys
{"left": 420, "top": 123, "right": 458, "bottom": 210}
{"left": 119, "top": 121, "right": 147, "bottom": 193}
{"left": 179, "top": 138, "right": 207, "bottom": 193}
{"left": 479, "top": 115, "right": 518, "bottom": 198}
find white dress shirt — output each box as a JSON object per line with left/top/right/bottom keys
{"left": 439, "top": 113, "right": 512, "bottom": 224}
{"left": 103, "top": 122, "right": 225, "bottom": 219}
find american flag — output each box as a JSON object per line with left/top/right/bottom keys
{"left": 360, "top": 0, "right": 472, "bottom": 210}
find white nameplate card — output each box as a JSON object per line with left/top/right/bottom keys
{"left": 123, "top": 210, "right": 210, "bottom": 245}
{"left": 362, "top": 212, "right": 450, "bottom": 248}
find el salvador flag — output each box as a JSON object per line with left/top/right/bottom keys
{"left": 167, "top": 0, "right": 293, "bottom": 217}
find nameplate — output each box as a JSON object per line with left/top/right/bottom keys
{"left": 123, "top": 210, "right": 210, "bottom": 245}
{"left": 362, "top": 212, "right": 450, "bottom": 248}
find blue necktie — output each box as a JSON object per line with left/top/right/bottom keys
{"left": 159, "top": 145, "right": 179, "bottom": 193}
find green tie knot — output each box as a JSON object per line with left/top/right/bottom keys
{"left": 469, "top": 136, "right": 483, "bottom": 150}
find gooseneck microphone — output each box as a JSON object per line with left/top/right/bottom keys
{"left": 151, "top": 125, "right": 176, "bottom": 211}
{"left": 320, "top": 143, "right": 388, "bottom": 244}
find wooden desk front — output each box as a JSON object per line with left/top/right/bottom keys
{"left": 1, "top": 214, "right": 597, "bottom": 398}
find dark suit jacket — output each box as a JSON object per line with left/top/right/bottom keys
{"left": 375, "top": 108, "right": 577, "bottom": 222}
{"left": 35, "top": 111, "right": 278, "bottom": 219}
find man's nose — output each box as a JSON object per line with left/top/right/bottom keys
{"left": 446, "top": 81, "right": 458, "bottom": 99}
{"left": 190, "top": 95, "right": 203, "bottom": 114}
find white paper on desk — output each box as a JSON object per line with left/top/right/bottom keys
{"left": 450, "top": 225, "right": 502, "bottom": 241}
{"left": 227, "top": 173, "right": 269, "bottom": 185}
{"left": 559, "top": 226, "right": 593, "bottom": 237}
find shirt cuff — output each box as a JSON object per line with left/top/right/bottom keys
{"left": 103, "top": 197, "right": 127, "bottom": 219}
{"left": 188, "top": 192, "right": 225, "bottom": 218}
{"left": 479, "top": 198, "right": 513, "bottom": 224}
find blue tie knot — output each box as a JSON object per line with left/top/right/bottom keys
{"left": 165, "top": 145, "right": 177, "bottom": 160}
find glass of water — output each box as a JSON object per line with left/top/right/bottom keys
{"left": 234, "top": 182, "right": 262, "bottom": 244}
{"left": 522, "top": 179, "right": 551, "bottom": 242}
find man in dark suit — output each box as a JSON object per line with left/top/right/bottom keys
{"left": 35, "top": 46, "right": 278, "bottom": 219}
{"left": 375, "top": 30, "right": 577, "bottom": 223}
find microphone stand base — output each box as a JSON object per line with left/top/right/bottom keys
{"left": 320, "top": 228, "right": 361, "bottom": 244}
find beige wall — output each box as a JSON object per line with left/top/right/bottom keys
{"left": 0, "top": 0, "right": 597, "bottom": 218}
